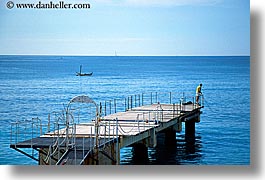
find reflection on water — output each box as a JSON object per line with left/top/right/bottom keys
{"left": 120, "top": 132, "right": 203, "bottom": 165}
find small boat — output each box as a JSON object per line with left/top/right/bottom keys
{"left": 76, "top": 72, "right": 93, "bottom": 76}
{"left": 76, "top": 65, "right": 93, "bottom": 76}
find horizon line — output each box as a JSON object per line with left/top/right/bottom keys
{"left": 0, "top": 54, "right": 251, "bottom": 57}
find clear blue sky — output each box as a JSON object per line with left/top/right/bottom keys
{"left": 0, "top": 0, "right": 250, "bottom": 56}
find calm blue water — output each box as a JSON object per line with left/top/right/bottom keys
{"left": 0, "top": 55, "right": 250, "bottom": 165}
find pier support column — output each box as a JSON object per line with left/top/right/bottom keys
{"left": 147, "top": 128, "right": 157, "bottom": 148}
{"left": 132, "top": 143, "right": 148, "bottom": 164}
{"left": 97, "top": 141, "right": 120, "bottom": 165}
{"left": 164, "top": 127, "right": 176, "bottom": 145}
{"left": 114, "top": 141, "right": 120, "bottom": 165}
{"left": 185, "top": 119, "right": 195, "bottom": 142}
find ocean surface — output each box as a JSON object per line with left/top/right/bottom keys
{"left": 0, "top": 55, "right": 250, "bottom": 165}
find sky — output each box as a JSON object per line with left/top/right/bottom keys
{"left": 0, "top": 0, "right": 250, "bottom": 56}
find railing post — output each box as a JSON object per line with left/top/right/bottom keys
{"left": 155, "top": 92, "right": 158, "bottom": 103}
{"left": 48, "top": 114, "right": 50, "bottom": 133}
{"left": 90, "top": 125, "right": 93, "bottom": 148}
{"left": 124, "top": 98, "right": 127, "bottom": 111}
{"left": 177, "top": 102, "right": 179, "bottom": 115}
{"left": 74, "top": 123, "right": 77, "bottom": 147}
{"left": 173, "top": 103, "right": 175, "bottom": 118}
{"left": 141, "top": 93, "right": 144, "bottom": 106}
{"left": 130, "top": 96, "right": 133, "bottom": 109}
{"left": 74, "top": 124, "right": 77, "bottom": 165}
{"left": 109, "top": 100, "right": 112, "bottom": 114}
{"left": 15, "top": 122, "right": 19, "bottom": 144}
{"left": 99, "top": 102, "right": 102, "bottom": 116}
{"left": 161, "top": 109, "right": 164, "bottom": 122}
{"left": 127, "top": 96, "right": 130, "bottom": 110}
{"left": 109, "top": 119, "right": 111, "bottom": 143}
{"left": 135, "top": 94, "right": 137, "bottom": 108}
{"left": 170, "top": 92, "right": 172, "bottom": 104}
{"left": 138, "top": 94, "right": 140, "bottom": 107}
{"left": 151, "top": 92, "right": 153, "bottom": 104}
{"left": 116, "top": 118, "right": 118, "bottom": 137}
{"left": 114, "top": 99, "right": 117, "bottom": 113}
{"left": 104, "top": 123, "right": 106, "bottom": 145}
{"left": 112, "top": 119, "right": 115, "bottom": 138}
{"left": 180, "top": 100, "right": 182, "bottom": 112}
{"left": 104, "top": 101, "right": 107, "bottom": 116}
{"left": 115, "top": 118, "right": 119, "bottom": 165}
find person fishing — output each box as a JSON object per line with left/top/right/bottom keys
{"left": 196, "top": 83, "right": 203, "bottom": 105}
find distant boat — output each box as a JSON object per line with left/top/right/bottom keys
{"left": 76, "top": 65, "right": 93, "bottom": 76}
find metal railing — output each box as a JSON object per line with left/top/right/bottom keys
{"left": 10, "top": 117, "right": 44, "bottom": 147}
{"left": 10, "top": 92, "right": 204, "bottom": 165}
{"left": 10, "top": 91, "right": 202, "bottom": 143}
{"left": 100, "top": 91, "right": 204, "bottom": 116}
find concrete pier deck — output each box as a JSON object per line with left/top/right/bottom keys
{"left": 10, "top": 92, "right": 204, "bottom": 165}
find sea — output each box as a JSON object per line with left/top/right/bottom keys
{"left": 0, "top": 55, "right": 250, "bottom": 165}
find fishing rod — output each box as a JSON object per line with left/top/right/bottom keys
{"left": 203, "top": 96, "right": 215, "bottom": 112}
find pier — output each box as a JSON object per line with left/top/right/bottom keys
{"left": 10, "top": 92, "right": 204, "bottom": 165}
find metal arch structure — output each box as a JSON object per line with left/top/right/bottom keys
{"left": 66, "top": 95, "right": 100, "bottom": 148}
{"left": 69, "top": 95, "right": 97, "bottom": 105}
{"left": 66, "top": 95, "right": 99, "bottom": 124}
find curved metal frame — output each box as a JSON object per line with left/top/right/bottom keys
{"left": 66, "top": 95, "right": 100, "bottom": 149}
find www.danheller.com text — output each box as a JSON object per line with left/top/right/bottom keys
{"left": 6, "top": 1, "right": 91, "bottom": 9}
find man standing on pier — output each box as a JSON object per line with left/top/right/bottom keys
{"left": 196, "top": 84, "right": 203, "bottom": 105}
